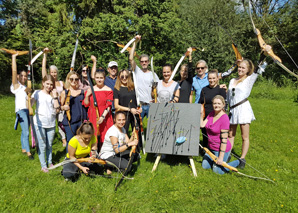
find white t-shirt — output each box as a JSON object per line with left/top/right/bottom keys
{"left": 157, "top": 80, "right": 180, "bottom": 103}
{"left": 10, "top": 83, "right": 27, "bottom": 113}
{"left": 32, "top": 90, "right": 56, "bottom": 128}
{"left": 100, "top": 125, "right": 126, "bottom": 159}
{"left": 134, "top": 65, "right": 159, "bottom": 103}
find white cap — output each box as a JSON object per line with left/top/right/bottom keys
{"left": 108, "top": 61, "right": 118, "bottom": 68}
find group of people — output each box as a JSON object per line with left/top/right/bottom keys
{"left": 10, "top": 35, "right": 267, "bottom": 180}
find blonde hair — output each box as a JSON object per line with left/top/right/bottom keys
{"left": 65, "top": 71, "right": 80, "bottom": 89}
{"left": 41, "top": 74, "right": 55, "bottom": 90}
{"left": 212, "top": 95, "right": 225, "bottom": 106}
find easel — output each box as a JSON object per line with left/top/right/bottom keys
{"left": 151, "top": 154, "right": 198, "bottom": 177}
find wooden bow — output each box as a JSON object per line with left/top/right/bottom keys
{"left": 249, "top": 1, "right": 298, "bottom": 78}
{"left": 199, "top": 144, "right": 274, "bottom": 183}
{"left": 1, "top": 48, "right": 29, "bottom": 56}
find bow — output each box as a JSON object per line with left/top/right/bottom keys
{"left": 151, "top": 57, "right": 158, "bottom": 103}
{"left": 70, "top": 34, "right": 79, "bottom": 72}
{"left": 199, "top": 143, "right": 274, "bottom": 183}
{"left": 169, "top": 48, "right": 197, "bottom": 82}
{"left": 1, "top": 48, "right": 29, "bottom": 56}
{"left": 215, "top": 20, "right": 243, "bottom": 66}
{"left": 115, "top": 121, "right": 139, "bottom": 191}
{"left": 27, "top": 41, "right": 44, "bottom": 152}
{"left": 248, "top": 1, "right": 298, "bottom": 78}
{"left": 48, "top": 157, "right": 130, "bottom": 179}
{"left": 86, "top": 67, "right": 101, "bottom": 137}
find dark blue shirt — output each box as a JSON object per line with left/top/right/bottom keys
{"left": 104, "top": 76, "right": 117, "bottom": 91}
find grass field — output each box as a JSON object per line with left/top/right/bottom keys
{"left": 0, "top": 82, "right": 298, "bottom": 212}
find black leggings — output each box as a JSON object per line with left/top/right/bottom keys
{"left": 105, "top": 150, "right": 137, "bottom": 172}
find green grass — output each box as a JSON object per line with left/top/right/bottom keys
{"left": 1, "top": 83, "right": 298, "bottom": 212}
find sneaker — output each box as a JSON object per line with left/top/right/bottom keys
{"left": 41, "top": 167, "right": 49, "bottom": 173}
{"left": 238, "top": 158, "right": 246, "bottom": 169}
{"left": 28, "top": 155, "right": 34, "bottom": 160}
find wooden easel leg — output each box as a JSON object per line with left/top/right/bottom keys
{"left": 152, "top": 154, "right": 161, "bottom": 172}
{"left": 189, "top": 156, "right": 198, "bottom": 177}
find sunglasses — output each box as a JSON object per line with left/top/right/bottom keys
{"left": 140, "top": 60, "right": 148, "bottom": 63}
{"left": 69, "top": 78, "right": 79, "bottom": 82}
{"left": 232, "top": 88, "right": 235, "bottom": 96}
{"left": 120, "top": 75, "right": 128, "bottom": 80}
{"left": 82, "top": 69, "right": 87, "bottom": 72}
{"left": 196, "top": 67, "right": 205, "bottom": 70}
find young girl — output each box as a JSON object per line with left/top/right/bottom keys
{"left": 100, "top": 111, "right": 138, "bottom": 173}
{"left": 83, "top": 71, "right": 113, "bottom": 151}
{"left": 200, "top": 95, "right": 240, "bottom": 174}
{"left": 114, "top": 69, "right": 142, "bottom": 135}
{"left": 60, "top": 71, "right": 88, "bottom": 152}
{"left": 42, "top": 48, "right": 66, "bottom": 147}
{"left": 10, "top": 53, "right": 33, "bottom": 159}
{"left": 227, "top": 59, "right": 267, "bottom": 168}
{"left": 31, "top": 75, "right": 60, "bottom": 172}
{"left": 62, "top": 121, "right": 100, "bottom": 181}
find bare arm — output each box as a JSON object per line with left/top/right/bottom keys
{"left": 11, "top": 54, "right": 19, "bottom": 89}
{"left": 68, "top": 143, "right": 89, "bottom": 174}
{"left": 200, "top": 107, "right": 208, "bottom": 128}
{"left": 42, "top": 52, "right": 47, "bottom": 78}
{"left": 216, "top": 130, "right": 229, "bottom": 165}
{"left": 189, "top": 91, "right": 193, "bottom": 103}
{"left": 172, "top": 89, "right": 180, "bottom": 103}
{"left": 91, "top": 55, "right": 97, "bottom": 79}
{"left": 129, "top": 35, "right": 141, "bottom": 71}
{"left": 110, "top": 135, "right": 138, "bottom": 154}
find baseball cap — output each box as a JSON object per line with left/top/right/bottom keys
{"left": 108, "top": 61, "right": 118, "bottom": 68}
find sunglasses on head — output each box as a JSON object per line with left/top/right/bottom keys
{"left": 69, "top": 78, "right": 79, "bottom": 82}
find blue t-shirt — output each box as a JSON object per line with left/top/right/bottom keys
{"left": 104, "top": 76, "right": 117, "bottom": 111}
{"left": 192, "top": 73, "right": 209, "bottom": 103}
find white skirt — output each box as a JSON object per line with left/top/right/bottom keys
{"left": 229, "top": 100, "right": 255, "bottom": 124}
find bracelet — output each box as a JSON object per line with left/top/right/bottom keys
{"left": 101, "top": 115, "right": 105, "bottom": 119}
{"left": 53, "top": 97, "right": 58, "bottom": 100}
{"left": 220, "top": 150, "right": 225, "bottom": 153}
{"left": 126, "top": 143, "right": 129, "bottom": 148}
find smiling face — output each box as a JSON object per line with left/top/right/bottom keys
{"left": 208, "top": 73, "right": 218, "bottom": 88}
{"left": 140, "top": 56, "right": 149, "bottom": 70}
{"left": 238, "top": 61, "right": 250, "bottom": 78}
{"left": 212, "top": 98, "right": 225, "bottom": 113}
{"left": 108, "top": 66, "right": 118, "bottom": 78}
{"left": 18, "top": 71, "right": 28, "bottom": 85}
{"left": 68, "top": 74, "right": 80, "bottom": 88}
{"left": 163, "top": 66, "right": 172, "bottom": 82}
{"left": 50, "top": 68, "right": 58, "bottom": 80}
{"left": 114, "top": 112, "right": 126, "bottom": 129}
{"left": 42, "top": 80, "right": 54, "bottom": 94}
{"left": 94, "top": 72, "right": 105, "bottom": 87}
{"left": 119, "top": 70, "right": 129, "bottom": 86}
{"left": 196, "top": 62, "right": 207, "bottom": 77}
{"left": 180, "top": 65, "right": 188, "bottom": 80}
{"left": 81, "top": 67, "right": 87, "bottom": 78}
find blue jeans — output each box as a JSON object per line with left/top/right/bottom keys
{"left": 202, "top": 150, "right": 240, "bottom": 175}
{"left": 16, "top": 109, "right": 30, "bottom": 152}
{"left": 141, "top": 104, "right": 150, "bottom": 119}
{"left": 35, "top": 125, "right": 55, "bottom": 168}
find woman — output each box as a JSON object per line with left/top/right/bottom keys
{"left": 31, "top": 75, "right": 60, "bottom": 172}
{"left": 199, "top": 69, "right": 227, "bottom": 148}
{"left": 62, "top": 121, "right": 101, "bottom": 181}
{"left": 60, "top": 71, "right": 88, "bottom": 152}
{"left": 79, "top": 65, "right": 90, "bottom": 92}
{"left": 42, "top": 48, "right": 67, "bottom": 147}
{"left": 178, "top": 47, "right": 194, "bottom": 103}
{"left": 83, "top": 71, "right": 113, "bottom": 150}
{"left": 155, "top": 64, "right": 180, "bottom": 103}
{"left": 227, "top": 59, "right": 267, "bottom": 168}
{"left": 114, "top": 69, "right": 142, "bottom": 134}
{"left": 10, "top": 53, "right": 33, "bottom": 159}
{"left": 200, "top": 95, "right": 240, "bottom": 174}
{"left": 100, "top": 111, "right": 138, "bottom": 173}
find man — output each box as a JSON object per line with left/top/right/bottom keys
{"left": 129, "top": 35, "right": 159, "bottom": 119}
{"left": 192, "top": 60, "right": 209, "bottom": 103}
{"left": 105, "top": 61, "right": 118, "bottom": 90}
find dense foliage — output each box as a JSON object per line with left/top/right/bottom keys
{"left": 1, "top": 0, "right": 298, "bottom": 91}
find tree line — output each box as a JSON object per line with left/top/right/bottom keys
{"left": 1, "top": 0, "right": 297, "bottom": 92}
